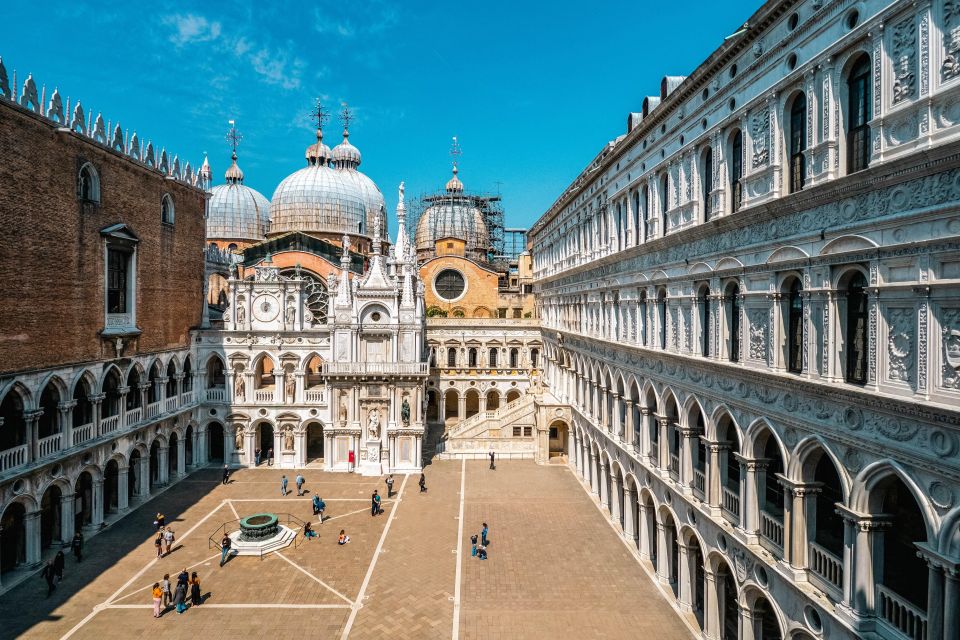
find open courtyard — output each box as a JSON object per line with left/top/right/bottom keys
{"left": 0, "top": 461, "right": 692, "bottom": 640}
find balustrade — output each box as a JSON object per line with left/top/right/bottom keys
{"left": 255, "top": 389, "right": 274, "bottom": 403}
{"left": 0, "top": 444, "right": 28, "bottom": 471}
{"left": 72, "top": 422, "right": 94, "bottom": 444}
{"left": 126, "top": 407, "right": 142, "bottom": 426}
{"left": 304, "top": 388, "right": 326, "bottom": 403}
{"left": 164, "top": 396, "right": 178, "bottom": 413}
{"left": 721, "top": 485, "right": 740, "bottom": 520}
{"left": 669, "top": 453, "right": 680, "bottom": 480}
{"left": 206, "top": 387, "right": 225, "bottom": 402}
{"left": 693, "top": 469, "right": 706, "bottom": 497}
{"left": 100, "top": 414, "right": 120, "bottom": 434}
{"left": 180, "top": 392, "right": 193, "bottom": 406}
{"left": 808, "top": 542, "right": 843, "bottom": 593}
{"left": 38, "top": 433, "right": 61, "bottom": 458}
{"left": 146, "top": 402, "right": 161, "bottom": 419}
{"left": 759, "top": 510, "right": 784, "bottom": 551}
{"left": 876, "top": 584, "right": 927, "bottom": 640}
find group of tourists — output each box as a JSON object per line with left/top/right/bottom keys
{"left": 153, "top": 526, "right": 176, "bottom": 558}
{"left": 254, "top": 447, "right": 274, "bottom": 466}
{"left": 152, "top": 568, "right": 202, "bottom": 617}
{"left": 39, "top": 550, "right": 66, "bottom": 597}
{"left": 470, "top": 522, "right": 490, "bottom": 560}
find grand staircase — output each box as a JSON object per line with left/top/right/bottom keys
{"left": 435, "top": 394, "right": 542, "bottom": 460}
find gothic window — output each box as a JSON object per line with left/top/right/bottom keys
{"left": 489, "top": 347, "right": 498, "bottom": 368}
{"left": 509, "top": 348, "right": 519, "bottom": 369}
{"left": 730, "top": 131, "right": 743, "bottom": 212}
{"left": 429, "top": 347, "right": 437, "bottom": 368}
{"left": 639, "top": 291, "right": 648, "bottom": 346}
{"left": 843, "top": 271, "right": 869, "bottom": 384}
{"left": 161, "top": 194, "right": 175, "bottom": 225}
{"left": 787, "top": 278, "right": 804, "bottom": 373}
{"left": 642, "top": 186, "right": 651, "bottom": 238}
{"left": 78, "top": 163, "right": 100, "bottom": 203}
{"left": 727, "top": 283, "right": 741, "bottom": 363}
{"left": 632, "top": 190, "right": 641, "bottom": 245}
{"left": 530, "top": 348, "right": 539, "bottom": 368}
{"left": 789, "top": 93, "right": 807, "bottom": 193}
{"left": 468, "top": 348, "right": 478, "bottom": 368}
{"left": 699, "top": 285, "right": 711, "bottom": 357}
{"left": 281, "top": 269, "right": 328, "bottom": 325}
{"left": 435, "top": 269, "right": 466, "bottom": 301}
{"left": 657, "top": 288, "right": 668, "bottom": 349}
{"left": 107, "top": 249, "right": 129, "bottom": 314}
{"left": 447, "top": 347, "right": 457, "bottom": 367}
{"left": 659, "top": 173, "right": 670, "bottom": 220}
{"left": 702, "top": 148, "right": 713, "bottom": 220}
{"left": 847, "top": 55, "right": 872, "bottom": 174}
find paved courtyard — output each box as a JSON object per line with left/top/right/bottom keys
{"left": 0, "top": 461, "right": 692, "bottom": 640}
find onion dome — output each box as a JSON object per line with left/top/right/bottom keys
{"left": 207, "top": 150, "right": 270, "bottom": 242}
{"left": 415, "top": 167, "right": 489, "bottom": 259}
{"left": 269, "top": 128, "right": 367, "bottom": 238}
{"left": 332, "top": 126, "right": 385, "bottom": 235}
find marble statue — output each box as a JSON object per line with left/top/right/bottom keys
{"left": 236, "top": 304, "right": 245, "bottom": 325}
{"left": 401, "top": 397, "right": 411, "bottom": 426}
{"left": 368, "top": 408, "right": 380, "bottom": 439}
{"left": 234, "top": 374, "right": 245, "bottom": 400}
{"left": 283, "top": 425, "right": 294, "bottom": 451}
{"left": 285, "top": 374, "right": 295, "bottom": 403}
{"left": 235, "top": 428, "right": 244, "bottom": 451}
{"left": 339, "top": 399, "right": 348, "bottom": 424}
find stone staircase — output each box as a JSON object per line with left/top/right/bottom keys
{"left": 436, "top": 394, "right": 540, "bottom": 460}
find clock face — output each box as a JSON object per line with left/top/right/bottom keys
{"left": 252, "top": 294, "right": 280, "bottom": 322}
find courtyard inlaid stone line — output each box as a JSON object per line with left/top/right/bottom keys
{"left": 0, "top": 464, "right": 692, "bottom": 640}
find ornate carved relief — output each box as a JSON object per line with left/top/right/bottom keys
{"left": 941, "top": 307, "right": 960, "bottom": 390}
{"left": 942, "top": 1, "right": 960, "bottom": 82}
{"left": 748, "top": 309, "right": 767, "bottom": 361}
{"left": 886, "top": 307, "right": 915, "bottom": 383}
{"left": 891, "top": 17, "right": 917, "bottom": 104}
{"left": 751, "top": 110, "right": 770, "bottom": 168}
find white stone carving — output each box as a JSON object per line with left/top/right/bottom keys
{"left": 748, "top": 309, "right": 767, "bottom": 361}
{"left": 892, "top": 17, "right": 917, "bottom": 104}
{"left": 886, "top": 307, "right": 915, "bottom": 383}
{"left": 943, "top": 1, "right": 960, "bottom": 81}
{"left": 751, "top": 109, "right": 769, "bottom": 168}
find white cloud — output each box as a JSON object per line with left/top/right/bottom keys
{"left": 163, "top": 14, "right": 222, "bottom": 46}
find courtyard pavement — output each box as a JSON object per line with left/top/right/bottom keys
{"left": 0, "top": 461, "right": 692, "bottom": 639}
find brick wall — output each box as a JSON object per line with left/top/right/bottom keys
{"left": 0, "top": 102, "right": 206, "bottom": 375}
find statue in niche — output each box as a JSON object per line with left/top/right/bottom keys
{"left": 283, "top": 425, "right": 295, "bottom": 451}
{"left": 285, "top": 374, "right": 296, "bottom": 403}
{"left": 368, "top": 408, "right": 380, "bottom": 440}
{"left": 236, "top": 303, "right": 245, "bottom": 325}
{"left": 285, "top": 306, "right": 296, "bottom": 325}
{"left": 234, "top": 373, "right": 245, "bottom": 400}
{"left": 339, "top": 398, "right": 348, "bottom": 424}
{"left": 235, "top": 427, "right": 244, "bottom": 451}
{"left": 401, "top": 397, "right": 411, "bottom": 426}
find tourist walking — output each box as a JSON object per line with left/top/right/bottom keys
{"left": 152, "top": 582, "right": 163, "bottom": 618}
{"left": 477, "top": 543, "right": 488, "bottom": 560}
{"left": 255, "top": 447, "right": 261, "bottom": 466}
{"left": 71, "top": 531, "right": 83, "bottom": 562}
{"left": 267, "top": 447, "right": 274, "bottom": 466}
{"left": 303, "top": 521, "right": 317, "bottom": 540}
{"left": 281, "top": 474, "right": 288, "bottom": 496}
{"left": 419, "top": 473, "right": 427, "bottom": 492}
{"left": 348, "top": 449, "right": 355, "bottom": 472}
{"left": 161, "top": 574, "right": 172, "bottom": 607}
{"left": 190, "top": 572, "right": 202, "bottom": 606}
{"left": 312, "top": 494, "right": 321, "bottom": 516}
{"left": 296, "top": 473, "right": 305, "bottom": 496}
{"left": 41, "top": 559, "right": 56, "bottom": 596}
{"left": 173, "top": 580, "right": 188, "bottom": 614}
{"left": 53, "top": 549, "right": 65, "bottom": 582}
{"left": 385, "top": 474, "right": 394, "bottom": 498}
{"left": 338, "top": 529, "right": 350, "bottom": 545}
{"left": 177, "top": 568, "right": 189, "bottom": 588}
{"left": 163, "top": 527, "right": 176, "bottom": 555}
{"left": 481, "top": 522, "right": 489, "bottom": 546}
{"left": 489, "top": 451, "right": 495, "bottom": 470}
{"left": 154, "top": 531, "right": 164, "bottom": 558}
{"left": 316, "top": 496, "right": 326, "bottom": 522}
{"left": 156, "top": 512, "right": 165, "bottom": 529}
{"left": 470, "top": 534, "right": 478, "bottom": 557}
{"left": 219, "top": 534, "right": 232, "bottom": 567}
{"left": 221, "top": 464, "right": 230, "bottom": 484}
{"left": 371, "top": 490, "right": 381, "bottom": 516}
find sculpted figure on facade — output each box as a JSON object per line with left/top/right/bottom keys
{"left": 283, "top": 425, "right": 295, "bottom": 451}
{"left": 285, "top": 374, "right": 296, "bottom": 403}
{"left": 339, "top": 398, "right": 348, "bottom": 424}
{"left": 235, "top": 427, "right": 244, "bottom": 451}
{"left": 401, "top": 397, "right": 411, "bottom": 426}
{"left": 234, "top": 372, "right": 245, "bottom": 400}
{"left": 368, "top": 408, "right": 381, "bottom": 439}
{"left": 285, "top": 305, "right": 296, "bottom": 325}
{"left": 236, "top": 303, "right": 245, "bottom": 325}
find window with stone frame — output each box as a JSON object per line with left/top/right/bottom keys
{"left": 101, "top": 224, "right": 138, "bottom": 331}
{"left": 789, "top": 93, "right": 807, "bottom": 192}
{"left": 847, "top": 55, "right": 872, "bottom": 174}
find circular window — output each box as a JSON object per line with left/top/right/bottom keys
{"left": 702, "top": 88, "right": 709, "bottom": 101}
{"left": 787, "top": 53, "right": 798, "bottom": 70}
{"left": 209, "top": 408, "right": 217, "bottom": 416}
{"left": 754, "top": 565, "right": 769, "bottom": 587}
{"left": 702, "top": 118, "right": 708, "bottom": 130}
{"left": 788, "top": 12, "right": 799, "bottom": 30}
{"left": 804, "top": 606, "right": 823, "bottom": 633}
{"left": 846, "top": 10, "right": 859, "bottom": 30}
{"left": 729, "top": 98, "right": 737, "bottom": 111}
{"left": 371, "top": 312, "right": 381, "bottom": 322}
{"left": 717, "top": 533, "right": 728, "bottom": 551}
{"left": 435, "top": 269, "right": 466, "bottom": 301}
{"left": 729, "top": 64, "right": 738, "bottom": 79}
{"left": 679, "top": 134, "right": 685, "bottom": 145}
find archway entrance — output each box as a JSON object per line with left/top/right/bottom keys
{"left": 184, "top": 425, "right": 194, "bottom": 467}
{"left": 443, "top": 391, "right": 458, "bottom": 429}
{"left": 426, "top": 390, "right": 439, "bottom": 422}
{"left": 40, "top": 484, "right": 63, "bottom": 549}
{"left": 465, "top": 389, "right": 480, "bottom": 419}
{"left": 74, "top": 471, "right": 93, "bottom": 530}
{"left": 208, "top": 422, "right": 224, "bottom": 461}
{"left": 258, "top": 423, "right": 274, "bottom": 455}
{"left": 103, "top": 459, "right": 119, "bottom": 515}
{"left": 128, "top": 450, "right": 141, "bottom": 501}
{"left": 149, "top": 441, "right": 160, "bottom": 489}
{"left": 168, "top": 432, "right": 179, "bottom": 477}
{"left": 486, "top": 391, "right": 500, "bottom": 412}
{"left": 549, "top": 420, "right": 568, "bottom": 459}
{"left": 306, "top": 422, "right": 324, "bottom": 461}
{"left": 0, "top": 502, "right": 26, "bottom": 573}
{"left": 506, "top": 389, "right": 521, "bottom": 404}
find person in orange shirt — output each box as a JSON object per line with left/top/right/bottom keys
{"left": 152, "top": 582, "right": 163, "bottom": 618}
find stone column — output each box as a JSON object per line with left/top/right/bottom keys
{"left": 59, "top": 401, "right": 76, "bottom": 449}
{"left": 704, "top": 569, "right": 720, "bottom": 640}
{"left": 117, "top": 466, "right": 129, "bottom": 511}
{"left": 598, "top": 461, "right": 609, "bottom": 509}
{"left": 945, "top": 567, "right": 960, "bottom": 640}
{"left": 23, "top": 510, "right": 42, "bottom": 567}
{"left": 638, "top": 503, "right": 651, "bottom": 561}
{"left": 739, "top": 604, "right": 757, "bottom": 640}
{"left": 176, "top": 436, "right": 186, "bottom": 478}
{"left": 117, "top": 387, "right": 130, "bottom": 430}
{"left": 138, "top": 455, "right": 150, "bottom": 497}
{"left": 91, "top": 479, "right": 104, "bottom": 527}
{"left": 60, "top": 493, "right": 75, "bottom": 544}
{"left": 610, "top": 472, "right": 622, "bottom": 527}
{"left": 706, "top": 442, "right": 726, "bottom": 511}
{"left": 925, "top": 560, "right": 945, "bottom": 640}
{"left": 295, "top": 371, "right": 306, "bottom": 404}
{"left": 90, "top": 394, "right": 105, "bottom": 438}
{"left": 677, "top": 541, "right": 693, "bottom": 612}
{"left": 656, "top": 521, "right": 673, "bottom": 586}
{"left": 787, "top": 481, "right": 820, "bottom": 569}
{"left": 590, "top": 453, "right": 599, "bottom": 496}
{"left": 738, "top": 456, "right": 767, "bottom": 537}
{"left": 640, "top": 407, "right": 652, "bottom": 460}
{"left": 158, "top": 447, "right": 170, "bottom": 485}
{"left": 623, "top": 485, "right": 637, "bottom": 545}
{"left": 624, "top": 400, "right": 634, "bottom": 448}
{"left": 838, "top": 508, "right": 890, "bottom": 616}
{"left": 458, "top": 394, "right": 466, "bottom": 423}
{"left": 658, "top": 416, "right": 670, "bottom": 470}
{"left": 679, "top": 428, "right": 698, "bottom": 492}
{"left": 24, "top": 410, "right": 42, "bottom": 462}
{"left": 612, "top": 393, "right": 623, "bottom": 440}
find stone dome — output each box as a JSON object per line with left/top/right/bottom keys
{"left": 207, "top": 153, "right": 271, "bottom": 242}
{"left": 269, "top": 130, "right": 370, "bottom": 238}
{"left": 332, "top": 131, "right": 385, "bottom": 235}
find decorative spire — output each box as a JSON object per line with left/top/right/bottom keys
{"left": 306, "top": 98, "right": 331, "bottom": 166}
{"left": 339, "top": 102, "right": 353, "bottom": 142}
{"left": 393, "top": 181, "right": 409, "bottom": 262}
{"left": 224, "top": 120, "right": 244, "bottom": 183}
{"left": 446, "top": 136, "right": 464, "bottom": 193}
{"left": 336, "top": 234, "right": 352, "bottom": 307}
{"left": 372, "top": 206, "right": 382, "bottom": 256}
{"left": 199, "top": 153, "right": 212, "bottom": 187}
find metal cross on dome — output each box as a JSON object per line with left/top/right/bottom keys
{"left": 339, "top": 102, "right": 354, "bottom": 132}
{"left": 310, "top": 98, "right": 330, "bottom": 130}
{"left": 450, "top": 136, "right": 462, "bottom": 170}
{"left": 225, "top": 120, "right": 242, "bottom": 154}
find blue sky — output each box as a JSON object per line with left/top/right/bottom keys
{"left": 5, "top": 0, "right": 759, "bottom": 231}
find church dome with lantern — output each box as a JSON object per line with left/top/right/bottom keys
{"left": 206, "top": 131, "right": 271, "bottom": 243}
{"left": 415, "top": 163, "right": 490, "bottom": 262}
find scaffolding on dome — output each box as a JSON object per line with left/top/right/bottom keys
{"left": 408, "top": 188, "right": 508, "bottom": 269}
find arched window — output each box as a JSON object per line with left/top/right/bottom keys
{"left": 446, "top": 347, "right": 457, "bottom": 368}
{"left": 727, "top": 283, "right": 741, "bottom": 363}
{"left": 702, "top": 148, "right": 713, "bottom": 221}
{"left": 78, "top": 163, "right": 100, "bottom": 203}
{"left": 657, "top": 289, "right": 668, "bottom": 349}
{"left": 730, "top": 131, "right": 743, "bottom": 212}
{"left": 530, "top": 348, "right": 539, "bottom": 368}
{"left": 641, "top": 186, "right": 650, "bottom": 238}
{"left": 161, "top": 194, "right": 175, "bottom": 225}
{"left": 659, "top": 173, "right": 670, "bottom": 225}
{"left": 632, "top": 190, "right": 641, "bottom": 245}
{"left": 699, "top": 286, "right": 711, "bottom": 357}
{"left": 429, "top": 347, "right": 437, "bottom": 368}
{"left": 787, "top": 278, "right": 804, "bottom": 373}
{"left": 847, "top": 55, "right": 872, "bottom": 174}
{"left": 843, "top": 271, "right": 869, "bottom": 384}
{"left": 468, "top": 347, "right": 478, "bottom": 368}
{"left": 509, "top": 348, "right": 519, "bottom": 369}
{"left": 789, "top": 93, "right": 807, "bottom": 193}
{"left": 489, "top": 347, "right": 499, "bottom": 368}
